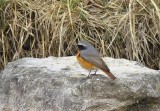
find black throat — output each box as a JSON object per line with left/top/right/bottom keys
{"left": 78, "top": 45, "right": 87, "bottom": 50}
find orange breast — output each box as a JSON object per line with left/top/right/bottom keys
{"left": 76, "top": 50, "right": 95, "bottom": 70}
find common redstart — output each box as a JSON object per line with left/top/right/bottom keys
{"left": 77, "top": 41, "right": 116, "bottom": 80}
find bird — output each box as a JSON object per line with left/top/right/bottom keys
{"left": 76, "top": 40, "right": 117, "bottom": 80}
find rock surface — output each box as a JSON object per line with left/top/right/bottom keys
{"left": 0, "top": 56, "right": 160, "bottom": 111}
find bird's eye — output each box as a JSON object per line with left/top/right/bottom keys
{"left": 78, "top": 44, "right": 86, "bottom": 50}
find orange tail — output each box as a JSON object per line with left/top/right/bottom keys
{"left": 101, "top": 69, "right": 117, "bottom": 80}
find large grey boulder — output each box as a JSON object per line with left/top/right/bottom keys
{"left": 0, "top": 56, "right": 160, "bottom": 111}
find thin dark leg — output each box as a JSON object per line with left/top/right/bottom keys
{"left": 92, "top": 69, "right": 97, "bottom": 76}
{"left": 94, "top": 69, "right": 97, "bottom": 75}
{"left": 87, "top": 70, "right": 91, "bottom": 78}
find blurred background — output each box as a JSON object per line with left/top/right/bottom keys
{"left": 0, "top": 0, "right": 160, "bottom": 70}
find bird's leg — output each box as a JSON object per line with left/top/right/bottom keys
{"left": 92, "top": 69, "right": 97, "bottom": 76}
{"left": 87, "top": 70, "right": 92, "bottom": 78}
{"left": 94, "top": 69, "right": 97, "bottom": 75}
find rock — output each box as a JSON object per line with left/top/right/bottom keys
{"left": 0, "top": 56, "right": 160, "bottom": 111}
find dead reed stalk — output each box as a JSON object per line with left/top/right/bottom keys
{"left": 0, "top": 0, "right": 160, "bottom": 70}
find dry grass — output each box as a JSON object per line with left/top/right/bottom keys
{"left": 0, "top": 0, "right": 160, "bottom": 70}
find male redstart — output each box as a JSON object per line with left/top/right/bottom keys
{"left": 77, "top": 41, "right": 116, "bottom": 80}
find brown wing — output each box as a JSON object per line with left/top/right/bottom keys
{"left": 81, "top": 55, "right": 117, "bottom": 80}
{"left": 81, "top": 55, "right": 110, "bottom": 72}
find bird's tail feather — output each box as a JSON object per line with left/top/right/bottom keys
{"left": 101, "top": 69, "right": 117, "bottom": 80}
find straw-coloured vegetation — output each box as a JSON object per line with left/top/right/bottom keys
{"left": 0, "top": 0, "right": 160, "bottom": 70}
